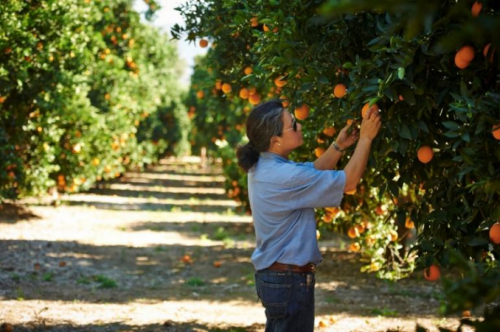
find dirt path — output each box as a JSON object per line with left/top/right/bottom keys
{"left": 0, "top": 157, "right": 468, "bottom": 332}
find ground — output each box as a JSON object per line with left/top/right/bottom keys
{"left": 0, "top": 157, "right": 471, "bottom": 332}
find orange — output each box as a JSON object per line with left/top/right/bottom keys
{"left": 274, "top": 76, "right": 287, "bottom": 87}
{"left": 333, "top": 84, "right": 347, "bottom": 98}
{"left": 471, "top": 1, "right": 482, "bottom": 17}
{"left": 457, "top": 45, "right": 475, "bottom": 62}
{"left": 398, "top": 95, "right": 404, "bottom": 101}
{"left": 423, "top": 264, "right": 440, "bottom": 281}
{"left": 365, "top": 235, "right": 376, "bottom": 246}
{"left": 462, "top": 310, "right": 472, "bottom": 318}
{"left": 239, "top": 88, "right": 249, "bottom": 99}
{"left": 417, "top": 145, "right": 433, "bottom": 164}
{"left": 280, "top": 95, "right": 289, "bottom": 107}
{"left": 196, "top": 90, "right": 204, "bottom": 99}
{"left": 250, "top": 17, "right": 259, "bottom": 27}
{"left": 248, "top": 87, "right": 257, "bottom": 95}
{"left": 389, "top": 230, "right": 398, "bottom": 242}
{"left": 213, "top": 261, "right": 222, "bottom": 268}
{"left": 322, "top": 214, "right": 333, "bottom": 223}
{"left": 345, "top": 189, "right": 356, "bottom": 195}
{"left": 323, "top": 127, "right": 336, "bottom": 137}
{"left": 244, "top": 66, "right": 253, "bottom": 75}
{"left": 347, "top": 227, "right": 359, "bottom": 239}
{"left": 215, "top": 80, "right": 222, "bottom": 90}
{"left": 405, "top": 217, "right": 415, "bottom": 229}
{"left": 263, "top": 24, "right": 270, "bottom": 32}
{"left": 295, "top": 104, "right": 310, "bottom": 120}
{"left": 325, "top": 207, "right": 340, "bottom": 218}
{"left": 492, "top": 124, "right": 500, "bottom": 140}
{"left": 314, "top": 147, "right": 326, "bottom": 158}
{"left": 354, "top": 224, "right": 365, "bottom": 234}
{"left": 489, "top": 223, "right": 500, "bottom": 244}
{"left": 249, "top": 93, "right": 261, "bottom": 105}
{"left": 454, "top": 53, "right": 470, "bottom": 69}
{"left": 199, "top": 39, "right": 208, "bottom": 48}
{"left": 221, "top": 83, "right": 232, "bottom": 94}
{"left": 375, "top": 205, "right": 386, "bottom": 216}
{"left": 317, "top": 137, "right": 325, "bottom": 144}
{"left": 346, "top": 119, "right": 354, "bottom": 126}
{"left": 361, "top": 102, "right": 379, "bottom": 119}
{"left": 349, "top": 242, "right": 361, "bottom": 252}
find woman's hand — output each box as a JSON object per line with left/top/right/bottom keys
{"left": 336, "top": 122, "right": 359, "bottom": 149}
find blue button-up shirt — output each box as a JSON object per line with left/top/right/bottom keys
{"left": 248, "top": 152, "right": 346, "bottom": 271}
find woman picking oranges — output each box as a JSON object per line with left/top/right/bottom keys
{"left": 236, "top": 99, "right": 381, "bottom": 331}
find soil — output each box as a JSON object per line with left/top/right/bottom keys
{"left": 0, "top": 157, "right": 472, "bottom": 332}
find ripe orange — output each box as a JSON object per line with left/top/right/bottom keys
{"left": 274, "top": 76, "right": 287, "bottom": 87}
{"left": 215, "top": 80, "right": 222, "bottom": 90}
{"left": 457, "top": 46, "right": 475, "bottom": 62}
{"left": 221, "top": 83, "right": 232, "bottom": 94}
{"left": 322, "top": 213, "right": 333, "bottom": 223}
{"left": 325, "top": 207, "right": 340, "bottom": 218}
{"left": 196, "top": 90, "right": 204, "bottom": 99}
{"left": 349, "top": 242, "right": 361, "bottom": 252}
{"left": 398, "top": 95, "right": 404, "bottom": 101}
{"left": 454, "top": 53, "right": 470, "bottom": 69}
{"left": 213, "top": 261, "right": 222, "bottom": 268}
{"left": 248, "top": 87, "right": 257, "bottom": 95}
{"left": 295, "top": 104, "right": 310, "bottom": 120}
{"left": 199, "top": 39, "right": 208, "bottom": 48}
{"left": 239, "top": 88, "right": 249, "bottom": 99}
{"left": 492, "top": 124, "right": 500, "bottom": 140}
{"left": 333, "top": 84, "right": 347, "bottom": 98}
{"left": 361, "top": 103, "right": 379, "bottom": 119}
{"left": 250, "top": 17, "right": 259, "bottom": 27}
{"left": 249, "top": 93, "right": 261, "bottom": 105}
{"left": 0, "top": 96, "right": 6, "bottom": 103}
{"left": 244, "top": 66, "right": 253, "bottom": 75}
{"left": 405, "top": 217, "right": 415, "bottom": 229}
{"left": 471, "top": 1, "right": 482, "bottom": 17}
{"left": 314, "top": 147, "right": 326, "bottom": 158}
{"left": 280, "top": 95, "right": 289, "bottom": 107}
{"left": 354, "top": 224, "right": 365, "bottom": 234}
{"left": 347, "top": 227, "right": 359, "bottom": 239}
{"left": 389, "top": 230, "right": 398, "bottom": 242}
{"left": 365, "top": 235, "right": 376, "bottom": 246}
{"left": 346, "top": 119, "right": 354, "bottom": 126}
{"left": 323, "top": 127, "right": 336, "bottom": 137}
{"left": 489, "top": 223, "right": 500, "bottom": 244}
{"left": 263, "top": 24, "right": 270, "bottom": 32}
{"left": 417, "top": 145, "right": 434, "bottom": 163}
{"left": 462, "top": 310, "right": 472, "bottom": 318}
{"left": 423, "top": 264, "right": 440, "bottom": 281}
{"left": 483, "top": 43, "right": 494, "bottom": 62}
{"left": 375, "top": 205, "right": 387, "bottom": 216}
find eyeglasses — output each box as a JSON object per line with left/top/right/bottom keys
{"left": 281, "top": 114, "right": 297, "bottom": 134}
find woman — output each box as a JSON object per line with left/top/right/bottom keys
{"left": 236, "top": 99, "right": 381, "bottom": 332}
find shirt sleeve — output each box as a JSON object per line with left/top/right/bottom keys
{"left": 288, "top": 164, "right": 346, "bottom": 209}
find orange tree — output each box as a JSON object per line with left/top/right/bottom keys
{"left": 173, "top": 0, "right": 500, "bottom": 324}
{"left": 0, "top": 0, "right": 188, "bottom": 200}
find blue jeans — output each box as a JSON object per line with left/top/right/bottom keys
{"left": 255, "top": 269, "right": 315, "bottom": 332}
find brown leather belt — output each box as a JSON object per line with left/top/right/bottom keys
{"left": 268, "top": 262, "right": 316, "bottom": 273}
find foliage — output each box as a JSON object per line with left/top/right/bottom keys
{"left": 172, "top": 0, "right": 500, "bottom": 322}
{"left": 0, "top": 0, "right": 188, "bottom": 200}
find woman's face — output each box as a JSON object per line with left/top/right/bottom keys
{"left": 280, "top": 110, "right": 303, "bottom": 150}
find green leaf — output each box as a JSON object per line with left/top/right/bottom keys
{"left": 398, "top": 124, "right": 412, "bottom": 140}
{"left": 397, "top": 67, "right": 405, "bottom": 80}
{"left": 442, "top": 121, "right": 459, "bottom": 130}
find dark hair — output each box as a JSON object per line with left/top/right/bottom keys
{"left": 236, "top": 100, "right": 284, "bottom": 173}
